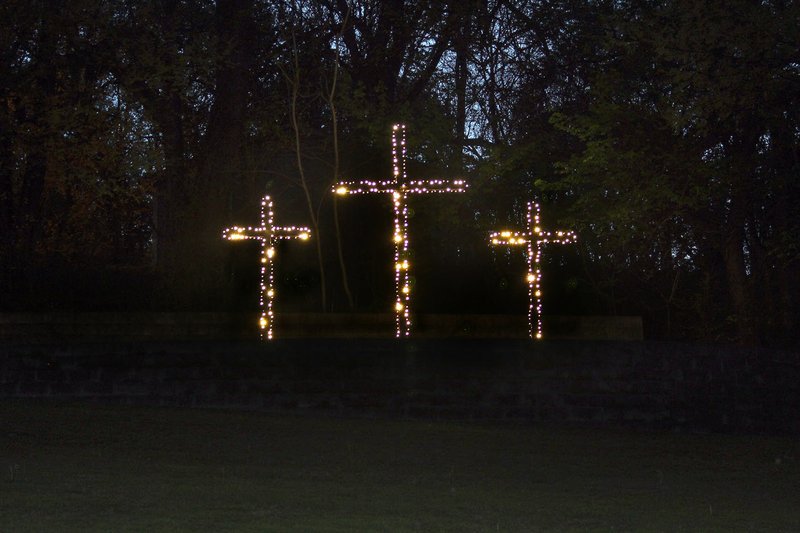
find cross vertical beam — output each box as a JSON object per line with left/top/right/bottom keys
{"left": 490, "top": 201, "right": 576, "bottom": 339}
{"left": 393, "top": 189, "right": 411, "bottom": 336}
{"left": 392, "top": 124, "right": 410, "bottom": 336}
{"left": 222, "top": 195, "right": 310, "bottom": 340}
{"left": 333, "top": 124, "right": 467, "bottom": 337}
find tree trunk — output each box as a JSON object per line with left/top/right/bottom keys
{"left": 454, "top": 37, "right": 468, "bottom": 171}
{"left": 722, "top": 199, "right": 756, "bottom": 344}
{"left": 327, "top": 9, "right": 355, "bottom": 310}
{"left": 0, "top": 120, "right": 13, "bottom": 302}
{"left": 195, "top": 0, "right": 257, "bottom": 303}
{"left": 286, "top": 34, "right": 327, "bottom": 311}
{"left": 152, "top": 94, "right": 187, "bottom": 281}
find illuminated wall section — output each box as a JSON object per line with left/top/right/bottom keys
{"left": 333, "top": 124, "right": 468, "bottom": 337}
{"left": 490, "top": 201, "right": 576, "bottom": 339}
{"left": 222, "top": 195, "right": 311, "bottom": 340}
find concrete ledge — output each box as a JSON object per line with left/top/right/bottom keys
{"left": 0, "top": 313, "right": 643, "bottom": 342}
{"left": 1, "top": 340, "right": 797, "bottom": 434}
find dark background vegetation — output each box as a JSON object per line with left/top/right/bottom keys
{"left": 1, "top": 0, "right": 798, "bottom": 346}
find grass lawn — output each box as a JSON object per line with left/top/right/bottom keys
{"left": 1, "top": 400, "right": 798, "bottom": 532}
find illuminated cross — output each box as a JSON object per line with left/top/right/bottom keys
{"left": 489, "top": 201, "right": 576, "bottom": 339}
{"left": 222, "top": 195, "right": 310, "bottom": 340}
{"left": 333, "top": 124, "right": 468, "bottom": 337}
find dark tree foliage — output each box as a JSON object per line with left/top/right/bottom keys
{"left": 1, "top": 0, "right": 797, "bottom": 344}
{"left": 540, "top": 1, "right": 800, "bottom": 343}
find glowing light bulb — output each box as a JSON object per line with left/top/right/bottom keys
{"left": 335, "top": 186, "right": 348, "bottom": 195}
{"left": 267, "top": 248, "right": 275, "bottom": 258}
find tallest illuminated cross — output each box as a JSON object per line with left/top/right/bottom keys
{"left": 333, "top": 124, "right": 468, "bottom": 337}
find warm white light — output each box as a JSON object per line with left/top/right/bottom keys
{"left": 332, "top": 124, "right": 468, "bottom": 337}
{"left": 222, "top": 195, "right": 311, "bottom": 340}
{"left": 489, "top": 201, "right": 576, "bottom": 340}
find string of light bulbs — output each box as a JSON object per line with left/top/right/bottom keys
{"left": 489, "top": 201, "right": 576, "bottom": 339}
{"left": 333, "top": 124, "right": 468, "bottom": 337}
{"left": 222, "top": 195, "right": 311, "bottom": 340}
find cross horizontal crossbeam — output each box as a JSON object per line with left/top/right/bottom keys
{"left": 334, "top": 179, "right": 467, "bottom": 196}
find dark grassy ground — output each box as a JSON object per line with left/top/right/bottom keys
{"left": 1, "top": 400, "right": 798, "bottom": 532}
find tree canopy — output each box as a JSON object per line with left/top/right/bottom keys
{"left": 1, "top": 0, "right": 797, "bottom": 345}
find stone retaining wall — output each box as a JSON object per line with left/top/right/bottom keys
{"left": 1, "top": 340, "right": 797, "bottom": 434}
{"left": 0, "top": 313, "right": 643, "bottom": 342}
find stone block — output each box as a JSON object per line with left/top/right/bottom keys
{"left": 81, "top": 381, "right": 113, "bottom": 395}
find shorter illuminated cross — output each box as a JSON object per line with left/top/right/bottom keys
{"left": 333, "top": 124, "right": 467, "bottom": 337}
{"left": 489, "top": 201, "right": 576, "bottom": 339}
{"left": 222, "top": 195, "right": 310, "bottom": 340}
